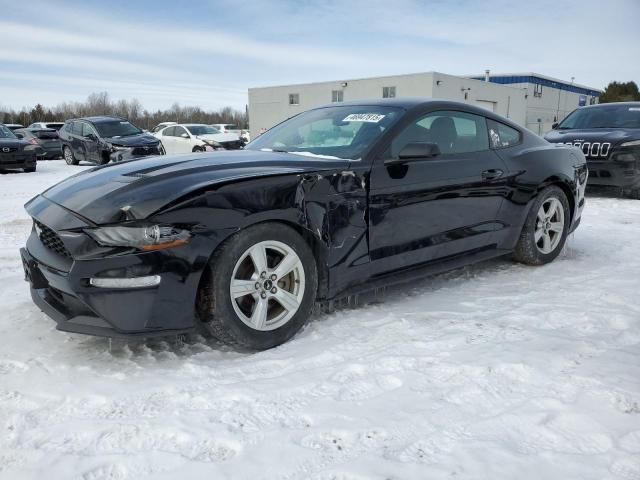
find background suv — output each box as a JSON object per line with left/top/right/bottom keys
{"left": 58, "top": 117, "right": 164, "bottom": 165}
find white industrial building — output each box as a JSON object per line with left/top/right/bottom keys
{"left": 248, "top": 71, "right": 601, "bottom": 138}
{"left": 469, "top": 72, "right": 602, "bottom": 134}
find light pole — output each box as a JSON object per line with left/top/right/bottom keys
{"left": 563, "top": 76, "right": 575, "bottom": 119}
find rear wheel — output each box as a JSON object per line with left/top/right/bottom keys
{"left": 63, "top": 146, "right": 78, "bottom": 165}
{"left": 197, "top": 223, "right": 317, "bottom": 350}
{"left": 192, "top": 146, "right": 205, "bottom": 153}
{"left": 623, "top": 188, "right": 640, "bottom": 199}
{"left": 513, "top": 186, "right": 570, "bottom": 265}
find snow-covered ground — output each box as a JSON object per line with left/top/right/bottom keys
{"left": 1, "top": 161, "right": 639, "bottom": 480}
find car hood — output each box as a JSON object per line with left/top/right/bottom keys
{"left": 104, "top": 133, "right": 160, "bottom": 147}
{"left": 196, "top": 133, "right": 239, "bottom": 143}
{"left": 545, "top": 128, "right": 640, "bottom": 147}
{"left": 36, "top": 150, "right": 350, "bottom": 224}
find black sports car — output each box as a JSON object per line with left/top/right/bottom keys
{"left": 20, "top": 99, "right": 587, "bottom": 350}
{"left": 545, "top": 102, "right": 640, "bottom": 198}
{"left": 0, "top": 124, "right": 38, "bottom": 173}
{"left": 58, "top": 116, "right": 164, "bottom": 165}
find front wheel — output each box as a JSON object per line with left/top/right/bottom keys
{"left": 513, "top": 185, "right": 570, "bottom": 265}
{"left": 23, "top": 165, "right": 36, "bottom": 173}
{"left": 198, "top": 223, "right": 318, "bottom": 350}
{"left": 63, "top": 146, "right": 78, "bottom": 165}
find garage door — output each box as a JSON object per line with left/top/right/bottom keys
{"left": 475, "top": 100, "right": 496, "bottom": 112}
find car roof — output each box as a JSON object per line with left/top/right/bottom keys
{"left": 69, "top": 116, "right": 128, "bottom": 123}
{"left": 575, "top": 101, "right": 640, "bottom": 110}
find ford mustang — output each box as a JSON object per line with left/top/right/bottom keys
{"left": 20, "top": 99, "right": 587, "bottom": 350}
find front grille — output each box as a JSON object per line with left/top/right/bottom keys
{"left": 35, "top": 220, "right": 72, "bottom": 258}
{"left": 131, "top": 145, "right": 160, "bottom": 156}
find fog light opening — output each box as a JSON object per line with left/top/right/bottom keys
{"left": 89, "top": 275, "right": 161, "bottom": 289}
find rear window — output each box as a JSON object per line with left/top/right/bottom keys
{"left": 33, "top": 130, "right": 59, "bottom": 139}
{"left": 45, "top": 123, "right": 64, "bottom": 130}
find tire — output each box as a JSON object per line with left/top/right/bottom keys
{"left": 63, "top": 146, "right": 78, "bottom": 165}
{"left": 513, "top": 185, "right": 570, "bottom": 265}
{"left": 192, "top": 146, "right": 205, "bottom": 153}
{"left": 23, "top": 165, "right": 36, "bottom": 173}
{"left": 623, "top": 188, "right": 640, "bottom": 199}
{"left": 197, "top": 223, "right": 318, "bottom": 350}
{"left": 99, "top": 153, "right": 110, "bottom": 165}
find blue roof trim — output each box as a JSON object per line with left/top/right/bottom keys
{"left": 470, "top": 75, "right": 601, "bottom": 97}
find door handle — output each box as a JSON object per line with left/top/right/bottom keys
{"left": 482, "top": 169, "right": 504, "bottom": 180}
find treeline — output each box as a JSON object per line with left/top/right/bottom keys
{"left": 599, "top": 81, "right": 640, "bottom": 103}
{"left": 0, "top": 92, "right": 248, "bottom": 130}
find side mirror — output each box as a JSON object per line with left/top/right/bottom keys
{"left": 86, "top": 133, "right": 97, "bottom": 141}
{"left": 551, "top": 122, "right": 559, "bottom": 130}
{"left": 181, "top": 133, "right": 189, "bottom": 139}
{"left": 386, "top": 142, "right": 441, "bottom": 165}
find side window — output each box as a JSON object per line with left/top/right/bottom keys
{"left": 163, "top": 126, "right": 175, "bottom": 136}
{"left": 81, "top": 123, "right": 95, "bottom": 138}
{"left": 391, "top": 110, "right": 489, "bottom": 156}
{"left": 72, "top": 122, "right": 83, "bottom": 135}
{"left": 174, "top": 126, "right": 187, "bottom": 137}
{"left": 487, "top": 119, "right": 521, "bottom": 148}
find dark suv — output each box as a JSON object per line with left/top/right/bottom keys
{"left": 59, "top": 117, "right": 165, "bottom": 165}
{"left": 545, "top": 102, "right": 640, "bottom": 198}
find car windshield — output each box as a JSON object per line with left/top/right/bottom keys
{"left": 186, "top": 125, "right": 219, "bottom": 135}
{"left": 94, "top": 120, "right": 142, "bottom": 138}
{"left": 558, "top": 104, "right": 640, "bottom": 129}
{"left": 246, "top": 105, "right": 404, "bottom": 160}
{"left": 0, "top": 125, "right": 17, "bottom": 139}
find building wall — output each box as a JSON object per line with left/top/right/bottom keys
{"left": 521, "top": 84, "right": 598, "bottom": 135}
{"left": 248, "top": 72, "right": 527, "bottom": 139}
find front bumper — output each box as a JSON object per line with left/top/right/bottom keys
{"left": 20, "top": 196, "right": 205, "bottom": 338}
{"left": 587, "top": 159, "right": 640, "bottom": 190}
{"left": 109, "top": 144, "right": 165, "bottom": 162}
{"left": 0, "top": 151, "right": 36, "bottom": 169}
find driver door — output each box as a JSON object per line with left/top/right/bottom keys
{"left": 368, "top": 109, "right": 509, "bottom": 274}
{"left": 173, "top": 126, "right": 192, "bottom": 153}
{"left": 81, "top": 122, "right": 100, "bottom": 163}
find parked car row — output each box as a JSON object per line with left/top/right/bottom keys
{"left": 2, "top": 116, "right": 250, "bottom": 171}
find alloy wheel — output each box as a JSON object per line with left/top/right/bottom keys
{"left": 534, "top": 197, "right": 565, "bottom": 254}
{"left": 64, "top": 147, "right": 74, "bottom": 165}
{"left": 229, "top": 240, "right": 305, "bottom": 331}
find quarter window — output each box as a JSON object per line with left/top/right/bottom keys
{"left": 382, "top": 86, "right": 396, "bottom": 98}
{"left": 289, "top": 93, "right": 300, "bottom": 105}
{"left": 487, "top": 119, "right": 521, "bottom": 148}
{"left": 391, "top": 110, "right": 489, "bottom": 156}
{"left": 331, "top": 90, "right": 344, "bottom": 103}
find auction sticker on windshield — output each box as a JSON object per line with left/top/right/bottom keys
{"left": 343, "top": 113, "right": 386, "bottom": 123}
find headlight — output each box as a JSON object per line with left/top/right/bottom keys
{"left": 86, "top": 224, "right": 190, "bottom": 251}
{"left": 620, "top": 140, "right": 640, "bottom": 147}
{"left": 109, "top": 144, "right": 132, "bottom": 152}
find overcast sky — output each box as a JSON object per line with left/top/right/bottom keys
{"left": 1, "top": 0, "right": 638, "bottom": 112}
